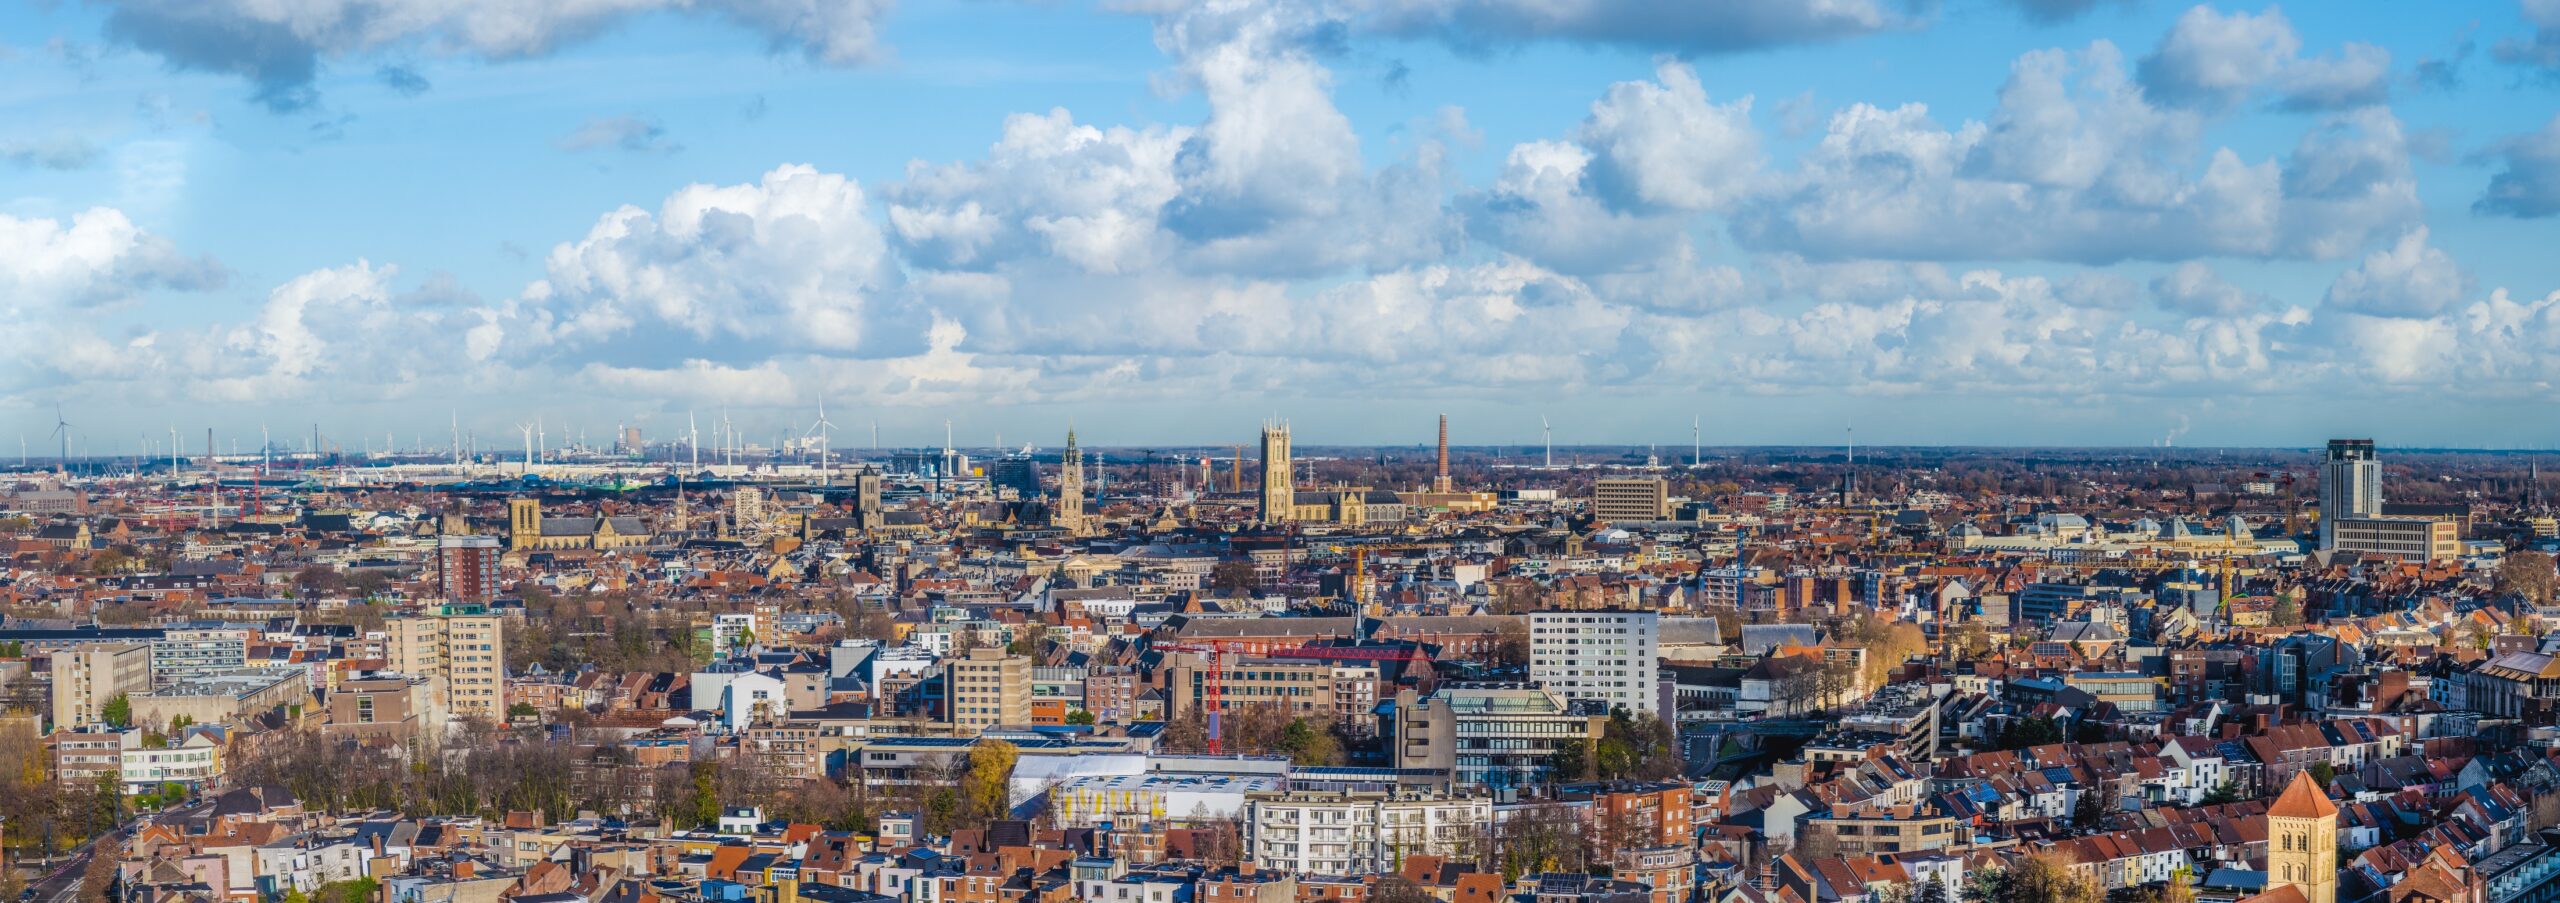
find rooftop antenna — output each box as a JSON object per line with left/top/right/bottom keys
{"left": 1845, "top": 424, "right": 1856, "bottom": 505}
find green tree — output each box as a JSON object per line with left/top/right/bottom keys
{"left": 100, "top": 693, "right": 132, "bottom": 728}
{"left": 1998, "top": 716, "right": 2062, "bottom": 750}
{"left": 2270, "top": 591, "right": 2304, "bottom": 627}
{"left": 1547, "top": 739, "right": 1591, "bottom": 786}
{"left": 1276, "top": 719, "right": 1342, "bottom": 767}
{"left": 1007, "top": 625, "right": 1049, "bottom": 658}
{"left": 1063, "top": 709, "right": 1096, "bottom": 726}
{"left": 2306, "top": 761, "right": 2335, "bottom": 789}
{"left": 2200, "top": 780, "right": 2242, "bottom": 805}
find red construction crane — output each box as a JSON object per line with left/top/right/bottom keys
{"left": 1154, "top": 640, "right": 1250, "bottom": 754}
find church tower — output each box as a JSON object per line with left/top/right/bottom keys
{"left": 1259, "top": 421, "right": 1294, "bottom": 524}
{"left": 1055, "top": 429, "right": 1086, "bottom": 534}
{"left": 508, "top": 498, "right": 542, "bottom": 550}
{"left": 2266, "top": 771, "right": 2338, "bottom": 903}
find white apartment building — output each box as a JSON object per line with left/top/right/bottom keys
{"left": 122, "top": 733, "right": 223, "bottom": 793}
{"left": 151, "top": 627, "right": 252, "bottom": 688}
{"left": 384, "top": 607, "right": 507, "bottom": 722}
{"left": 1245, "top": 790, "right": 1490, "bottom": 876}
{"left": 1529, "top": 610, "right": 1661, "bottom": 716}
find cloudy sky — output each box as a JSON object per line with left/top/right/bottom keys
{"left": 4, "top": 0, "right": 2559, "bottom": 453}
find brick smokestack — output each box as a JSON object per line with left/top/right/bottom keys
{"left": 1435, "top": 414, "right": 1452, "bottom": 493}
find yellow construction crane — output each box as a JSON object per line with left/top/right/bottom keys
{"left": 1327, "top": 541, "right": 1452, "bottom": 616}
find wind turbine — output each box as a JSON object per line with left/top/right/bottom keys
{"left": 688, "top": 411, "right": 700, "bottom": 471}
{"left": 1540, "top": 415, "right": 1552, "bottom": 469}
{"left": 517, "top": 422, "right": 537, "bottom": 474}
{"left": 50, "top": 404, "right": 71, "bottom": 474}
{"left": 1693, "top": 416, "right": 1701, "bottom": 468}
{"left": 806, "top": 401, "right": 837, "bottom": 483}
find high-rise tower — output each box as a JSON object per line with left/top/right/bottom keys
{"left": 1055, "top": 429, "right": 1087, "bottom": 534}
{"left": 1260, "top": 421, "right": 1294, "bottom": 524}
{"left": 1434, "top": 414, "right": 1452, "bottom": 494}
{"left": 2319, "top": 439, "right": 2381, "bottom": 550}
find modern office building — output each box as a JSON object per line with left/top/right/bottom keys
{"left": 384, "top": 607, "right": 507, "bottom": 721}
{"left": 2320, "top": 439, "right": 2382, "bottom": 550}
{"left": 436, "top": 534, "right": 501, "bottom": 603}
{"left": 2330, "top": 516, "right": 2461, "bottom": 562}
{"left": 1388, "top": 685, "right": 1608, "bottom": 793}
{"left": 946, "top": 647, "right": 1031, "bottom": 730}
{"left": 989, "top": 454, "right": 1041, "bottom": 498}
{"left": 1591, "top": 478, "right": 1670, "bottom": 523}
{"left": 1529, "top": 610, "right": 1661, "bottom": 716}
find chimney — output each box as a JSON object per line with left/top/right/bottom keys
{"left": 1434, "top": 414, "right": 1451, "bottom": 494}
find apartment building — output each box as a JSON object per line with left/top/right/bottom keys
{"left": 324, "top": 673, "right": 438, "bottom": 742}
{"left": 152, "top": 627, "right": 251, "bottom": 688}
{"left": 1528, "top": 610, "right": 1661, "bottom": 716}
{"left": 946, "top": 647, "right": 1031, "bottom": 730}
{"left": 385, "top": 607, "right": 508, "bottom": 722}
{"left": 435, "top": 534, "right": 502, "bottom": 603}
{"left": 52, "top": 641, "right": 153, "bottom": 729}
{"left": 1244, "top": 789, "right": 1490, "bottom": 876}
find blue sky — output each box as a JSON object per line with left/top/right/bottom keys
{"left": 5, "top": 0, "right": 2560, "bottom": 453}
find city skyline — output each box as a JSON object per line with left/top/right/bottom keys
{"left": 8, "top": 2, "right": 2560, "bottom": 445}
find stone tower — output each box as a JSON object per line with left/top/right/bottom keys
{"left": 507, "top": 498, "right": 542, "bottom": 550}
{"left": 1259, "top": 421, "right": 1293, "bottom": 524}
{"left": 2266, "top": 771, "right": 2338, "bottom": 903}
{"left": 1055, "top": 429, "right": 1086, "bottom": 534}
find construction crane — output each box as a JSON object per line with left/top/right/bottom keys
{"left": 1325, "top": 541, "right": 1453, "bottom": 618}
{"left": 1153, "top": 640, "right": 1253, "bottom": 755}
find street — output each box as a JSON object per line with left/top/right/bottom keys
{"left": 21, "top": 827, "right": 125, "bottom": 903}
